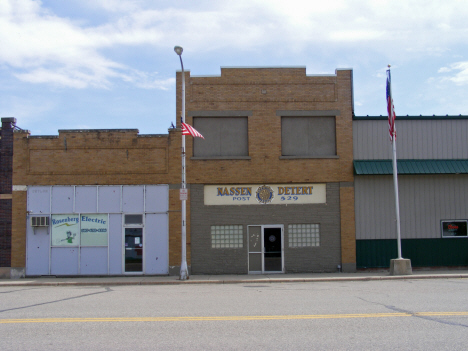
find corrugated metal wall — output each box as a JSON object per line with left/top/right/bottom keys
{"left": 355, "top": 175, "right": 468, "bottom": 240}
{"left": 354, "top": 119, "right": 468, "bottom": 160}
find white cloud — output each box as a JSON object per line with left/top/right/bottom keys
{"left": 2, "top": 0, "right": 468, "bottom": 89}
{"left": 0, "top": 0, "right": 169, "bottom": 89}
{"left": 442, "top": 62, "right": 468, "bottom": 85}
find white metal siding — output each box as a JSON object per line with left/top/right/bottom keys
{"left": 355, "top": 175, "right": 468, "bottom": 240}
{"left": 354, "top": 119, "right": 468, "bottom": 160}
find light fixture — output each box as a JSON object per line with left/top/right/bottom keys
{"left": 174, "top": 46, "right": 183, "bottom": 56}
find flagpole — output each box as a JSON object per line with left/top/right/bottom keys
{"left": 388, "top": 66, "right": 402, "bottom": 259}
{"left": 174, "top": 46, "right": 189, "bottom": 280}
{"left": 392, "top": 132, "right": 402, "bottom": 259}
{"left": 387, "top": 66, "right": 411, "bottom": 275}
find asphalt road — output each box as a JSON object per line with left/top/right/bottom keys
{"left": 1, "top": 279, "right": 468, "bottom": 350}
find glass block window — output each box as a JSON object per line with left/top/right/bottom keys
{"left": 288, "top": 224, "right": 320, "bottom": 247}
{"left": 211, "top": 225, "right": 243, "bottom": 248}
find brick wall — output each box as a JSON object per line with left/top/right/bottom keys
{"left": 176, "top": 67, "right": 356, "bottom": 272}
{"left": 0, "top": 118, "right": 15, "bottom": 268}
{"left": 12, "top": 128, "right": 184, "bottom": 270}
{"left": 177, "top": 68, "right": 354, "bottom": 185}
{"left": 190, "top": 183, "right": 341, "bottom": 274}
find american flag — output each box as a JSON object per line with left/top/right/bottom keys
{"left": 181, "top": 120, "right": 204, "bottom": 139}
{"left": 386, "top": 69, "right": 396, "bottom": 141}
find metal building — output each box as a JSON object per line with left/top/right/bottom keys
{"left": 354, "top": 116, "right": 468, "bottom": 268}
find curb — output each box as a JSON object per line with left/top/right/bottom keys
{"left": 1, "top": 274, "right": 467, "bottom": 287}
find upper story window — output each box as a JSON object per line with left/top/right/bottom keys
{"left": 280, "top": 113, "right": 337, "bottom": 158}
{"left": 192, "top": 116, "right": 249, "bottom": 159}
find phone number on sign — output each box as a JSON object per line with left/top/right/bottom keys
{"left": 231, "top": 196, "right": 300, "bottom": 202}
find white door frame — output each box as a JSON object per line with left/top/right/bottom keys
{"left": 247, "top": 224, "right": 284, "bottom": 274}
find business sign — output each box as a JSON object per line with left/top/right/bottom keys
{"left": 80, "top": 214, "right": 108, "bottom": 246}
{"left": 441, "top": 220, "right": 468, "bottom": 238}
{"left": 204, "top": 184, "right": 326, "bottom": 205}
{"left": 51, "top": 214, "right": 80, "bottom": 246}
{"left": 51, "top": 214, "right": 108, "bottom": 246}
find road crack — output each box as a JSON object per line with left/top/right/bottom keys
{"left": 0, "top": 287, "right": 113, "bottom": 313}
{"left": 356, "top": 296, "right": 468, "bottom": 328}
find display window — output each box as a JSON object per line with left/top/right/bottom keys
{"left": 51, "top": 214, "right": 108, "bottom": 246}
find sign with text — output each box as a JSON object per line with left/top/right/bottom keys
{"left": 204, "top": 184, "right": 326, "bottom": 205}
{"left": 51, "top": 214, "right": 80, "bottom": 246}
{"left": 180, "top": 188, "right": 188, "bottom": 201}
{"left": 80, "top": 214, "right": 108, "bottom": 246}
{"left": 441, "top": 220, "right": 468, "bottom": 238}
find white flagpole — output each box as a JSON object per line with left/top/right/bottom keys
{"left": 392, "top": 132, "right": 402, "bottom": 259}
{"left": 388, "top": 66, "right": 402, "bottom": 259}
{"left": 174, "top": 46, "right": 189, "bottom": 280}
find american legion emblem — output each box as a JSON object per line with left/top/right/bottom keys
{"left": 255, "top": 185, "right": 274, "bottom": 204}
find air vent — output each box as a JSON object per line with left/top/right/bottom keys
{"left": 31, "top": 216, "right": 50, "bottom": 227}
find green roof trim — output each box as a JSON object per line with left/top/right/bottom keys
{"left": 354, "top": 160, "right": 468, "bottom": 175}
{"left": 353, "top": 115, "right": 468, "bottom": 120}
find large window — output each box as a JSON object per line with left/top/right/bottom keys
{"left": 211, "top": 225, "right": 244, "bottom": 248}
{"left": 281, "top": 116, "right": 336, "bottom": 157}
{"left": 193, "top": 117, "right": 248, "bottom": 158}
{"left": 51, "top": 214, "right": 108, "bottom": 246}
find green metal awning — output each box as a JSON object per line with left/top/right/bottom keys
{"left": 354, "top": 159, "right": 468, "bottom": 175}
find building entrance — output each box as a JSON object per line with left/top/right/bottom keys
{"left": 125, "top": 228, "right": 143, "bottom": 272}
{"left": 248, "top": 225, "right": 284, "bottom": 273}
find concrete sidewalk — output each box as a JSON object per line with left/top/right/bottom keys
{"left": 1, "top": 269, "right": 468, "bottom": 287}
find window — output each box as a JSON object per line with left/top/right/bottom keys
{"left": 51, "top": 214, "right": 108, "bottom": 246}
{"left": 51, "top": 214, "right": 80, "bottom": 246}
{"left": 288, "top": 224, "right": 320, "bottom": 247}
{"left": 193, "top": 117, "right": 248, "bottom": 158}
{"left": 211, "top": 225, "right": 243, "bottom": 248}
{"left": 281, "top": 116, "right": 336, "bottom": 157}
{"left": 441, "top": 220, "right": 468, "bottom": 238}
{"left": 125, "top": 214, "right": 143, "bottom": 225}
{"left": 80, "top": 214, "right": 108, "bottom": 246}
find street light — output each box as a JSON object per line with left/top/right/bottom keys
{"left": 174, "top": 45, "right": 189, "bottom": 280}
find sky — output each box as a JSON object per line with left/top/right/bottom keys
{"left": 1, "top": 0, "right": 468, "bottom": 135}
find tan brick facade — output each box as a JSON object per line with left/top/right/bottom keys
{"left": 11, "top": 190, "right": 26, "bottom": 268}
{"left": 12, "top": 129, "right": 185, "bottom": 273}
{"left": 10, "top": 66, "right": 356, "bottom": 275}
{"left": 179, "top": 68, "right": 354, "bottom": 185}
{"left": 177, "top": 67, "right": 357, "bottom": 272}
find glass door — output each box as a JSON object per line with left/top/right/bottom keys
{"left": 125, "top": 228, "right": 143, "bottom": 272}
{"left": 248, "top": 225, "right": 283, "bottom": 273}
{"left": 263, "top": 227, "right": 282, "bottom": 272}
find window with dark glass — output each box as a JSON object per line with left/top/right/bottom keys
{"left": 193, "top": 117, "right": 248, "bottom": 157}
{"left": 281, "top": 116, "right": 336, "bottom": 157}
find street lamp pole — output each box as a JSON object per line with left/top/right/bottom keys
{"left": 174, "top": 46, "right": 189, "bottom": 280}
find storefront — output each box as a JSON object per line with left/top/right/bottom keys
{"left": 190, "top": 183, "right": 342, "bottom": 274}
{"left": 25, "top": 185, "right": 168, "bottom": 275}
{"left": 177, "top": 66, "right": 356, "bottom": 274}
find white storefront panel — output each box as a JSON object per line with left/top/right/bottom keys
{"left": 26, "top": 185, "right": 169, "bottom": 276}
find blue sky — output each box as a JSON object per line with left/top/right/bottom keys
{"left": 1, "top": 0, "right": 468, "bottom": 135}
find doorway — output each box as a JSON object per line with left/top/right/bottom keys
{"left": 125, "top": 228, "right": 143, "bottom": 272}
{"left": 248, "top": 225, "right": 284, "bottom": 273}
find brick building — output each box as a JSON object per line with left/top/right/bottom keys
{"left": 0, "top": 118, "right": 16, "bottom": 278}
{"left": 179, "top": 67, "right": 357, "bottom": 273}
{"left": 6, "top": 65, "right": 356, "bottom": 278}
{"left": 10, "top": 127, "right": 186, "bottom": 277}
